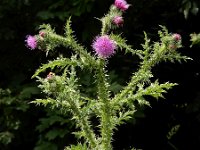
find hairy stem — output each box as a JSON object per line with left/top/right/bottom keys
{"left": 68, "top": 97, "right": 97, "bottom": 148}
{"left": 112, "top": 51, "right": 161, "bottom": 105}
{"left": 96, "top": 59, "right": 112, "bottom": 150}
{"left": 101, "top": 19, "right": 107, "bottom": 35}
{"left": 65, "top": 67, "right": 97, "bottom": 148}
{"left": 47, "top": 32, "right": 96, "bottom": 66}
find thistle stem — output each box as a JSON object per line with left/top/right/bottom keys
{"left": 65, "top": 67, "right": 97, "bottom": 149}
{"left": 69, "top": 99, "right": 97, "bottom": 148}
{"left": 47, "top": 33, "right": 96, "bottom": 66}
{"left": 96, "top": 59, "right": 112, "bottom": 150}
{"left": 112, "top": 52, "right": 160, "bottom": 104}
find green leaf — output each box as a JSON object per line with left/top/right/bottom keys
{"left": 65, "top": 143, "right": 87, "bottom": 150}
{"left": 110, "top": 33, "right": 143, "bottom": 58}
{"left": 36, "top": 115, "right": 68, "bottom": 132}
{"left": 34, "top": 141, "right": 57, "bottom": 150}
{"left": 32, "top": 58, "right": 78, "bottom": 78}
{"left": 65, "top": 17, "right": 74, "bottom": 38}
{"left": 45, "top": 128, "right": 68, "bottom": 140}
{"left": 0, "top": 131, "right": 14, "bottom": 145}
{"left": 19, "top": 86, "right": 40, "bottom": 99}
{"left": 31, "top": 98, "right": 57, "bottom": 107}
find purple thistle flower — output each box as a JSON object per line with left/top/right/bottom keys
{"left": 25, "top": 35, "right": 37, "bottom": 50}
{"left": 92, "top": 35, "right": 117, "bottom": 58}
{"left": 113, "top": 16, "right": 124, "bottom": 26}
{"left": 172, "top": 33, "right": 181, "bottom": 42}
{"left": 114, "top": 0, "right": 130, "bottom": 11}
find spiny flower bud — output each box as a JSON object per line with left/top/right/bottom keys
{"left": 25, "top": 35, "right": 37, "bottom": 50}
{"left": 172, "top": 33, "right": 181, "bottom": 42}
{"left": 168, "top": 44, "right": 177, "bottom": 50}
{"left": 113, "top": 16, "right": 124, "bottom": 26}
{"left": 114, "top": 0, "right": 130, "bottom": 11}
{"left": 39, "top": 31, "right": 46, "bottom": 37}
{"left": 46, "top": 72, "right": 55, "bottom": 80}
{"left": 92, "top": 35, "right": 117, "bottom": 58}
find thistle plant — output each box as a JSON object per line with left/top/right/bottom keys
{"left": 26, "top": 0, "right": 191, "bottom": 149}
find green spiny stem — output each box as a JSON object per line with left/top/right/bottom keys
{"left": 112, "top": 69, "right": 149, "bottom": 105}
{"left": 47, "top": 33, "right": 96, "bottom": 66}
{"left": 66, "top": 89, "right": 97, "bottom": 149}
{"left": 112, "top": 50, "right": 162, "bottom": 105}
{"left": 96, "top": 59, "right": 112, "bottom": 150}
{"left": 101, "top": 19, "right": 107, "bottom": 35}
{"left": 67, "top": 67, "right": 97, "bottom": 148}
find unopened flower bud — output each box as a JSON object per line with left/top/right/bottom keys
{"left": 113, "top": 16, "right": 124, "bottom": 26}
{"left": 169, "top": 44, "right": 177, "bottom": 50}
{"left": 172, "top": 33, "right": 181, "bottom": 41}
{"left": 46, "top": 72, "right": 55, "bottom": 80}
{"left": 114, "top": 0, "right": 130, "bottom": 11}
{"left": 39, "top": 31, "right": 46, "bottom": 37}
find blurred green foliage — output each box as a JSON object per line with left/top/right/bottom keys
{"left": 34, "top": 110, "right": 75, "bottom": 150}
{"left": 0, "top": 87, "right": 39, "bottom": 149}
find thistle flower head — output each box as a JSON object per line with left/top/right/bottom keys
{"left": 92, "top": 35, "right": 117, "bottom": 58}
{"left": 25, "top": 35, "right": 37, "bottom": 50}
{"left": 113, "top": 16, "right": 124, "bottom": 26}
{"left": 114, "top": 0, "right": 130, "bottom": 11}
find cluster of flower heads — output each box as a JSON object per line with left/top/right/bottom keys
{"left": 25, "top": 0, "right": 130, "bottom": 59}
{"left": 111, "top": 0, "right": 130, "bottom": 27}
{"left": 92, "top": 0, "right": 130, "bottom": 59}
{"left": 25, "top": 0, "right": 182, "bottom": 60}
